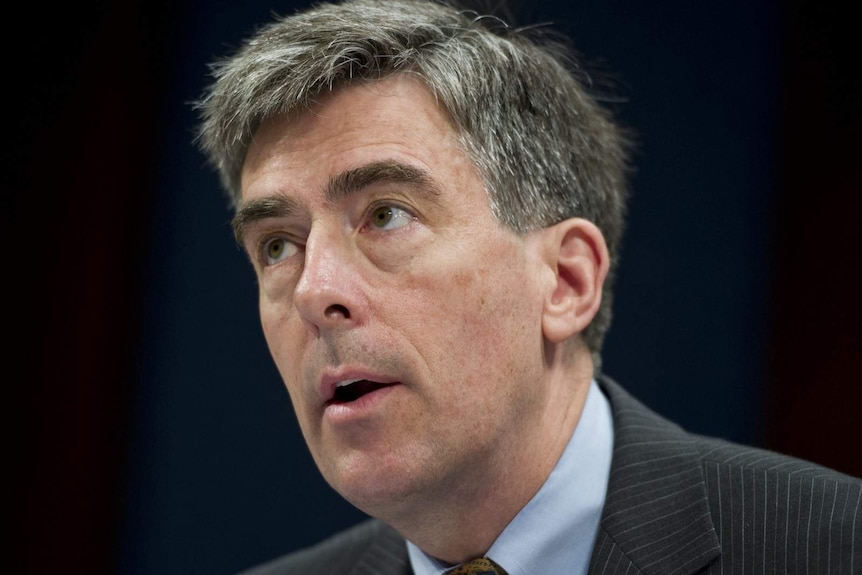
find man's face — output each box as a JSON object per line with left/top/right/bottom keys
{"left": 238, "top": 75, "right": 552, "bottom": 519}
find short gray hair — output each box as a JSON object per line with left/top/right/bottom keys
{"left": 195, "top": 0, "right": 632, "bottom": 359}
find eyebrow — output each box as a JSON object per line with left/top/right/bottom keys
{"left": 232, "top": 160, "right": 440, "bottom": 245}
{"left": 325, "top": 160, "right": 440, "bottom": 203}
{"left": 231, "top": 195, "right": 301, "bottom": 245}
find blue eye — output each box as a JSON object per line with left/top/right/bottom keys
{"left": 370, "top": 205, "right": 412, "bottom": 230}
{"left": 262, "top": 237, "right": 298, "bottom": 265}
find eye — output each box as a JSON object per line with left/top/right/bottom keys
{"left": 261, "top": 236, "right": 298, "bottom": 266}
{"left": 369, "top": 205, "right": 413, "bottom": 231}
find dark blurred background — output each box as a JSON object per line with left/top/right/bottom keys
{"left": 11, "top": 0, "right": 859, "bottom": 574}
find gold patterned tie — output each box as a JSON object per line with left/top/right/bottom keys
{"left": 444, "top": 557, "right": 509, "bottom": 575}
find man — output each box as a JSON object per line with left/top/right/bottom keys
{"left": 194, "top": 0, "right": 861, "bottom": 573}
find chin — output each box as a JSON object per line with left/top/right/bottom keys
{"left": 324, "top": 459, "right": 424, "bottom": 517}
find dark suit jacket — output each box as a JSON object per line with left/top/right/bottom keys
{"left": 238, "top": 376, "right": 862, "bottom": 575}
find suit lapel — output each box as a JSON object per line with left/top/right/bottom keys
{"left": 589, "top": 376, "right": 721, "bottom": 575}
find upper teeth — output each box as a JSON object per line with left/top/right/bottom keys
{"left": 336, "top": 379, "right": 363, "bottom": 388}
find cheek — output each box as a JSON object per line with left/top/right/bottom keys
{"left": 258, "top": 264, "right": 301, "bottom": 304}
{"left": 259, "top": 294, "right": 286, "bottom": 353}
{"left": 418, "top": 267, "right": 544, "bottom": 439}
{"left": 259, "top": 299, "right": 304, "bottom": 394}
{"left": 418, "top": 252, "right": 541, "bottom": 367}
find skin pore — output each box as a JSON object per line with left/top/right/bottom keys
{"left": 237, "top": 74, "right": 608, "bottom": 564}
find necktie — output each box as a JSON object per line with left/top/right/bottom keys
{"left": 444, "top": 557, "right": 509, "bottom": 575}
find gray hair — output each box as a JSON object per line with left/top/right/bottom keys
{"left": 195, "top": 0, "right": 631, "bottom": 360}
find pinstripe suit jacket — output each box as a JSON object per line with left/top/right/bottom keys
{"left": 239, "top": 376, "right": 861, "bottom": 575}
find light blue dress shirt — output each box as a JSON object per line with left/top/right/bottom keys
{"left": 406, "top": 379, "right": 614, "bottom": 575}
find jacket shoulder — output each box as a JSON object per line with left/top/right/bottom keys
{"left": 236, "top": 518, "right": 408, "bottom": 575}
{"left": 595, "top": 374, "right": 861, "bottom": 574}
{"left": 693, "top": 434, "right": 862, "bottom": 572}
{"left": 692, "top": 430, "right": 860, "bottom": 484}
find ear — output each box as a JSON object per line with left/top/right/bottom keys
{"left": 540, "top": 218, "right": 610, "bottom": 343}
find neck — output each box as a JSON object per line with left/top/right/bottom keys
{"left": 387, "top": 343, "right": 595, "bottom": 565}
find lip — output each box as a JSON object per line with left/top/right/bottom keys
{"left": 318, "top": 367, "right": 403, "bottom": 426}
{"left": 319, "top": 366, "right": 400, "bottom": 405}
{"left": 323, "top": 383, "right": 400, "bottom": 425}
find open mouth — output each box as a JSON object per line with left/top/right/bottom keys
{"left": 330, "top": 379, "right": 397, "bottom": 404}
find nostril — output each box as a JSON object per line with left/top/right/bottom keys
{"left": 324, "top": 304, "right": 350, "bottom": 319}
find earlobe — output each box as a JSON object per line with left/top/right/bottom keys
{"left": 541, "top": 218, "right": 610, "bottom": 343}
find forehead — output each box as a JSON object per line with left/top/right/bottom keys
{"left": 240, "top": 75, "right": 476, "bottom": 204}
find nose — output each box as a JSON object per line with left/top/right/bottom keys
{"left": 293, "top": 228, "right": 365, "bottom": 331}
